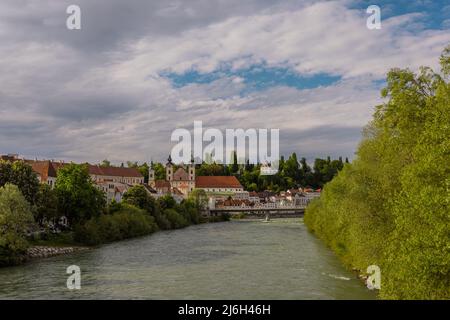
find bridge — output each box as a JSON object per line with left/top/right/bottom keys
{"left": 209, "top": 203, "right": 308, "bottom": 220}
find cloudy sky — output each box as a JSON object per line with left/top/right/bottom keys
{"left": 1, "top": 0, "right": 449, "bottom": 164}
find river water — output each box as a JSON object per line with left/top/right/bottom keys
{"left": 0, "top": 219, "right": 376, "bottom": 299}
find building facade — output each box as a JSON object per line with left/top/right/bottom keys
{"left": 149, "top": 155, "right": 244, "bottom": 197}
{"left": 149, "top": 155, "right": 196, "bottom": 196}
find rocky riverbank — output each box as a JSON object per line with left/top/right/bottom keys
{"left": 26, "top": 246, "right": 89, "bottom": 260}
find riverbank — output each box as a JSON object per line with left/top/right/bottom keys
{"left": 26, "top": 246, "right": 89, "bottom": 260}
{"left": 6, "top": 214, "right": 229, "bottom": 267}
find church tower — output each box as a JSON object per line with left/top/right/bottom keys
{"left": 188, "top": 155, "right": 195, "bottom": 181}
{"left": 188, "top": 155, "right": 196, "bottom": 192}
{"left": 148, "top": 164, "right": 155, "bottom": 187}
{"left": 166, "top": 155, "right": 174, "bottom": 182}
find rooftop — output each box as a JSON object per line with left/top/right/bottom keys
{"left": 195, "top": 176, "right": 243, "bottom": 189}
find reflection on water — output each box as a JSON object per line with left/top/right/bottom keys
{"left": 0, "top": 219, "right": 376, "bottom": 299}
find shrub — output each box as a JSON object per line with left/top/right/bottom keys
{"left": 74, "top": 204, "right": 157, "bottom": 245}
{"left": 164, "top": 209, "right": 189, "bottom": 229}
{"left": 0, "top": 233, "right": 29, "bottom": 266}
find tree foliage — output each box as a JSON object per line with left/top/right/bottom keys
{"left": 304, "top": 47, "right": 450, "bottom": 299}
{"left": 55, "top": 163, "right": 105, "bottom": 224}
{"left": 0, "top": 184, "right": 35, "bottom": 266}
{"left": 34, "top": 183, "right": 59, "bottom": 226}
{"left": 0, "top": 160, "right": 40, "bottom": 204}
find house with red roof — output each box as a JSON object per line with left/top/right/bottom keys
{"left": 149, "top": 155, "right": 244, "bottom": 198}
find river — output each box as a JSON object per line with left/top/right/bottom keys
{"left": 0, "top": 218, "right": 376, "bottom": 299}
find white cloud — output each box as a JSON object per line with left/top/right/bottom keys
{"left": 0, "top": 0, "right": 448, "bottom": 164}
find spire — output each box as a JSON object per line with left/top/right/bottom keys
{"left": 167, "top": 154, "right": 173, "bottom": 165}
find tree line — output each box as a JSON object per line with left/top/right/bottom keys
{"left": 0, "top": 161, "right": 224, "bottom": 266}
{"left": 304, "top": 47, "right": 450, "bottom": 299}
{"left": 103, "top": 155, "right": 349, "bottom": 194}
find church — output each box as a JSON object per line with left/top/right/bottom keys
{"left": 149, "top": 155, "right": 243, "bottom": 197}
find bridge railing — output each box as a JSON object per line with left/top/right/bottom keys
{"left": 212, "top": 203, "right": 307, "bottom": 211}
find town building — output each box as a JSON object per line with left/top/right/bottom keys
{"left": 149, "top": 155, "right": 244, "bottom": 197}
{"left": 149, "top": 155, "right": 195, "bottom": 196}
{"left": 23, "top": 158, "right": 144, "bottom": 204}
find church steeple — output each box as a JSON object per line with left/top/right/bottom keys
{"left": 166, "top": 154, "right": 173, "bottom": 181}
{"left": 188, "top": 153, "right": 195, "bottom": 182}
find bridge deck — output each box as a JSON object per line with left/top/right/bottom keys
{"left": 210, "top": 206, "right": 306, "bottom": 213}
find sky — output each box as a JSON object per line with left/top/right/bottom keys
{"left": 0, "top": 0, "right": 449, "bottom": 165}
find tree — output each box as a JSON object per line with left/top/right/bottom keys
{"left": 230, "top": 151, "right": 238, "bottom": 174}
{"left": 0, "top": 160, "right": 40, "bottom": 204}
{"left": 305, "top": 46, "right": 450, "bottom": 299}
{"left": 152, "top": 162, "right": 166, "bottom": 180}
{"left": 0, "top": 183, "right": 35, "bottom": 234}
{"left": 0, "top": 184, "right": 35, "bottom": 266}
{"left": 299, "top": 157, "right": 313, "bottom": 187}
{"left": 99, "top": 159, "right": 111, "bottom": 167}
{"left": 55, "top": 163, "right": 105, "bottom": 224}
{"left": 188, "top": 189, "right": 208, "bottom": 209}
{"left": 122, "top": 185, "right": 156, "bottom": 215}
{"left": 282, "top": 153, "right": 300, "bottom": 188}
{"left": 157, "top": 194, "right": 176, "bottom": 210}
{"left": 34, "top": 183, "right": 59, "bottom": 226}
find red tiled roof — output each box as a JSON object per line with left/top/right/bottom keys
{"left": 154, "top": 180, "right": 171, "bottom": 188}
{"left": 28, "top": 160, "right": 60, "bottom": 180}
{"left": 87, "top": 165, "right": 143, "bottom": 178}
{"left": 25, "top": 160, "right": 142, "bottom": 180}
{"left": 195, "top": 176, "right": 243, "bottom": 189}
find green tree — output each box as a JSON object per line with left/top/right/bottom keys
{"left": 34, "top": 183, "right": 59, "bottom": 226}
{"left": 188, "top": 189, "right": 208, "bottom": 209}
{"left": 99, "top": 159, "right": 111, "bottom": 167}
{"left": 0, "top": 184, "right": 35, "bottom": 266}
{"left": 157, "top": 194, "right": 176, "bottom": 210}
{"left": 122, "top": 185, "right": 156, "bottom": 215}
{"left": 0, "top": 161, "right": 40, "bottom": 204}
{"left": 152, "top": 162, "right": 166, "bottom": 180}
{"left": 305, "top": 46, "right": 450, "bottom": 299}
{"left": 55, "top": 163, "right": 105, "bottom": 224}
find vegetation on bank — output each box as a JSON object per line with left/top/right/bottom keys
{"left": 304, "top": 47, "right": 450, "bottom": 300}
{"left": 0, "top": 162, "right": 227, "bottom": 266}
{"left": 0, "top": 184, "right": 35, "bottom": 266}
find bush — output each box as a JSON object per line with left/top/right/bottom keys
{"left": 0, "top": 233, "right": 29, "bottom": 266}
{"left": 207, "top": 213, "right": 230, "bottom": 223}
{"left": 164, "top": 209, "right": 189, "bottom": 229}
{"left": 178, "top": 199, "right": 201, "bottom": 225}
{"left": 74, "top": 204, "right": 158, "bottom": 245}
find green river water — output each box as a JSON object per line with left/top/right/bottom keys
{"left": 0, "top": 218, "right": 376, "bottom": 299}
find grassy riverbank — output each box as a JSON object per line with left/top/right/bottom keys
{"left": 304, "top": 48, "right": 450, "bottom": 300}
